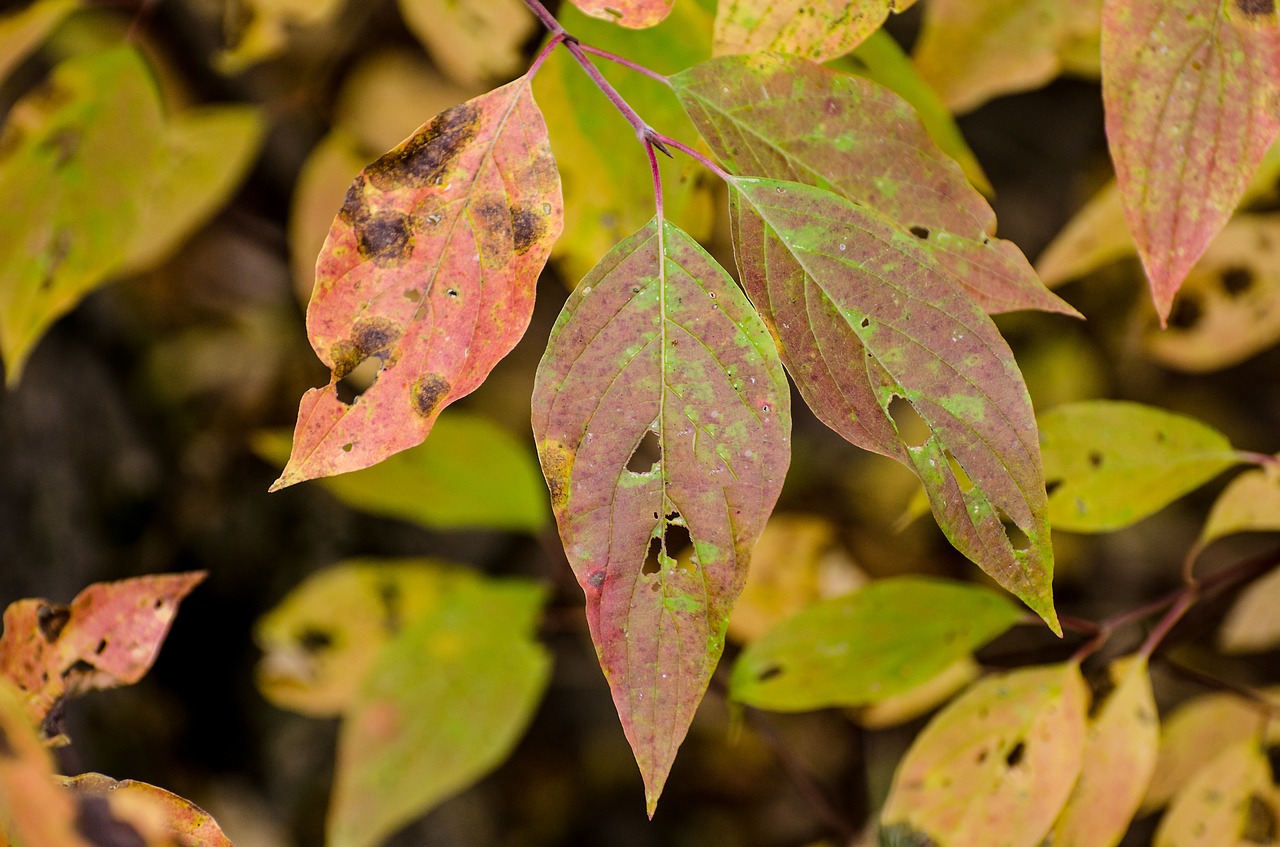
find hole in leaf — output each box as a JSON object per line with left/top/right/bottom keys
{"left": 94, "top": 639, "right": 107, "bottom": 655}
{"left": 335, "top": 356, "right": 384, "bottom": 405}
{"left": 859, "top": 317, "right": 871, "bottom": 329}
{"left": 626, "top": 428, "right": 662, "bottom": 474}
{"left": 1005, "top": 741, "right": 1026, "bottom": 768}
{"left": 341, "top": 443, "right": 353, "bottom": 453}
{"left": 944, "top": 450, "right": 975, "bottom": 493}
{"left": 1222, "top": 266, "right": 1255, "bottom": 297}
{"left": 1244, "top": 793, "right": 1278, "bottom": 842}
{"left": 757, "top": 665, "right": 783, "bottom": 682}
{"left": 664, "top": 521, "right": 693, "bottom": 559}
{"left": 1168, "top": 295, "right": 1202, "bottom": 330}
{"left": 1087, "top": 451, "right": 1104, "bottom": 469}
{"left": 298, "top": 628, "right": 333, "bottom": 652}
{"left": 888, "top": 396, "right": 929, "bottom": 448}
{"left": 643, "top": 537, "right": 662, "bottom": 576}
{"left": 998, "top": 509, "right": 1031, "bottom": 551}
{"left": 1045, "top": 479, "right": 1063, "bottom": 497}
{"left": 909, "top": 225, "right": 930, "bottom": 239}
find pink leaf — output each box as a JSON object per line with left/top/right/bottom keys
{"left": 568, "top": 0, "right": 674, "bottom": 28}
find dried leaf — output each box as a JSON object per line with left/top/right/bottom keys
{"left": 63, "top": 774, "right": 233, "bottom": 847}
{"left": 1102, "top": 0, "right": 1280, "bottom": 323}
{"left": 1039, "top": 400, "right": 1242, "bottom": 532}
{"left": 533, "top": 1, "right": 715, "bottom": 282}
{"left": 272, "top": 75, "right": 563, "bottom": 489}
{"left": 1154, "top": 740, "right": 1280, "bottom": 847}
{"left": 0, "top": 0, "right": 79, "bottom": 84}
{"left": 0, "top": 47, "right": 165, "bottom": 385}
{"left": 728, "top": 176, "right": 1058, "bottom": 630}
{"left": 397, "top": 0, "right": 535, "bottom": 86}
{"left": 0, "top": 679, "right": 85, "bottom": 847}
{"left": 714, "top": 0, "right": 918, "bottom": 63}
{"left": 255, "top": 410, "right": 547, "bottom": 532}
{"left": 914, "top": 0, "right": 1103, "bottom": 113}
{"left": 1051, "top": 656, "right": 1158, "bottom": 847}
{"left": 880, "top": 662, "right": 1089, "bottom": 847}
{"left": 532, "top": 218, "right": 790, "bottom": 814}
{"left": 0, "top": 572, "right": 204, "bottom": 727}
{"left": 254, "top": 560, "right": 479, "bottom": 717}
{"left": 730, "top": 577, "right": 1022, "bottom": 711}
{"left": 1220, "top": 563, "right": 1280, "bottom": 654}
{"left": 1201, "top": 467, "right": 1280, "bottom": 550}
{"left": 327, "top": 578, "right": 550, "bottom": 847}
{"left": 568, "top": 0, "right": 674, "bottom": 28}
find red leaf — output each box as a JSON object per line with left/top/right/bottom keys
{"left": 272, "top": 75, "right": 562, "bottom": 489}
{"left": 567, "top": 0, "right": 674, "bottom": 28}
{"left": 532, "top": 219, "right": 790, "bottom": 813}
{"left": 1103, "top": 0, "right": 1280, "bottom": 324}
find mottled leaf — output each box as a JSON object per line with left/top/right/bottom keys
{"left": 714, "top": 0, "right": 917, "bottom": 63}
{"left": 1201, "top": 467, "right": 1280, "bottom": 550}
{"left": 914, "top": 0, "right": 1102, "bottom": 113}
{"left": 731, "top": 577, "right": 1022, "bottom": 711}
{"left": 534, "top": 1, "right": 714, "bottom": 282}
{"left": 568, "top": 0, "right": 674, "bottom": 28}
{"left": 1147, "top": 216, "right": 1280, "bottom": 372}
{"left": 1154, "top": 740, "right": 1280, "bottom": 847}
{"left": 272, "top": 76, "right": 563, "bottom": 489}
{"left": 216, "top": 0, "right": 344, "bottom": 72}
{"left": 1219, "top": 563, "right": 1280, "bottom": 654}
{"left": 327, "top": 578, "right": 550, "bottom": 847}
{"left": 532, "top": 218, "right": 790, "bottom": 813}
{"left": 0, "top": 47, "right": 165, "bottom": 385}
{"left": 255, "top": 410, "right": 547, "bottom": 532}
{"left": 63, "top": 774, "right": 232, "bottom": 847}
{"left": 1039, "top": 401, "right": 1243, "bottom": 532}
{"left": 397, "top": 0, "right": 535, "bottom": 86}
{"left": 1051, "top": 656, "right": 1158, "bottom": 847}
{"left": 852, "top": 657, "right": 980, "bottom": 729}
{"left": 0, "top": 0, "right": 79, "bottom": 84}
{"left": 0, "top": 679, "right": 84, "bottom": 847}
{"left": 728, "top": 176, "right": 1058, "bottom": 630}
{"left": 1102, "top": 0, "right": 1280, "bottom": 324}
{"left": 254, "top": 559, "right": 480, "bottom": 716}
{"left": 0, "top": 572, "right": 204, "bottom": 728}
{"left": 880, "top": 662, "right": 1088, "bottom": 847}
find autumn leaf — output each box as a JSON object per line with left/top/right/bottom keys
{"left": 397, "top": 0, "right": 535, "bottom": 86}
{"left": 1200, "top": 466, "right": 1280, "bottom": 552}
{"left": 0, "top": 679, "right": 85, "bottom": 847}
{"left": 729, "top": 577, "right": 1022, "bottom": 711}
{"left": 1219, "top": 562, "right": 1280, "bottom": 654}
{"left": 1038, "top": 400, "right": 1244, "bottom": 532}
{"left": 1154, "top": 740, "right": 1280, "bottom": 847}
{"left": 880, "top": 662, "right": 1088, "bottom": 847}
{"left": 62, "top": 774, "right": 232, "bottom": 847}
{"left": 728, "top": 176, "right": 1058, "bottom": 630}
{"left": 531, "top": 218, "right": 790, "bottom": 814}
{"left": 852, "top": 658, "right": 981, "bottom": 729}
{"left": 568, "top": 0, "right": 674, "bottom": 28}
{"left": 0, "top": 0, "right": 79, "bottom": 85}
{"left": 271, "top": 75, "right": 563, "bottom": 490}
{"left": 713, "top": 0, "right": 918, "bottom": 63}
{"left": 216, "top": 0, "right": 344, "bottom": 72}
{"left": 1102, "top": 0, "right": 1280, "bottom": 324}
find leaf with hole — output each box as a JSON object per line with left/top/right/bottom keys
{"left": 1039, "top": 400, "right": 1243, "bottom": 532}
{"left": 1102, "top": 0, "right": 1280, "bottom": 324}
{"left": 1154, "top": 740, "right": 1280, "bottom": 847}
{"left": 880, "top": 662, "right": 1088, "bottom": 847}
{"left": 532, "top": 217, "right": 790, "bottom": 814}
{"left": 568, "top": 0, "right": 674, "bottom": 28}
{"left": 713, "top": 0, "right": 917, "bottom": 63}
{"left": 729, "top": 577, "right": 1022, "bottom": 711}
{"left": 271, "top": 75, "right": 563, "bottom": 490}
{"left": 327, "top": 577, "right": 550, "bottom": 847}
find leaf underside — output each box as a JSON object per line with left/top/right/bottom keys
{"left": 273, "top": 74, "right": 563, "bottom": 490}
{"left": 532, "top": 218, "right": 790, "bottom": 814}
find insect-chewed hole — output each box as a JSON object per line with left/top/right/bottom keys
{"left": 1005, "top": 741, "right": 1026, "bottom": 768}
{"left": 626, "top": 427, "right": 663, "bottom": 474}
{"left": 888, "top": 396, "right": 929, "bottom": 449}
{"left": 643, "top": 517, "right": 692, "bottom": 576}
{"left": 944, "top": 449, "right": 975, "bottom": 493}
{"left": 998, "top": 509, "right": 1031, "bottom": 551}
{"left": 335, "top": 356, "right": 384, "bottom": 405}
{"left": 756, "top": 665, "right": 783, "bottom": 682}
{"left": 1045, "top": 479, "right": 1064, "bottom": 497}
{"left": 643, "top": 537, "right": 662, "bottom": 575}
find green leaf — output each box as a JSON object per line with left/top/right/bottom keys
{"left": 1102, "top": 0, "right": 1280, "bottom": 323}
{"left": 1039, "top": 400, "right": 1243, "bottom": 532}
{"left": 327, "top": 576, "right": 550, "bottom": 847}
{"left": 271, "top": 74, "right": 563, "bottom": 489}
{"left": 0, "top": 47, "right": 165, "bottom": 385}
{"left": 533, "top": 1, "right": 715, "bottom": 282}
{"left": 254, "top": 410, "right": 547, "bottom": 532}
{"left": 0, "top": 0, "right": 79, "bottom": 85}
{"left": 880, "top": 662, "right": 1088, "bottom": 847}
{"left": 713, "top": 0, "right": 917, "bottom": 63}
{"left": 1154, "top": 740, "right": 1280, "bottom": 847}
{"left": 730, "top": 577, "right": 1023, "bottom": 711}
{"left": 531, "top": 218, "right": 790, "bottom": 814}
{"left": 728, "top": 175, "right": 1057, "bottom": 631}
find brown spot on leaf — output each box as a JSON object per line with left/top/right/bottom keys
{"left": 411, "top": 375, "right": 451, "bottom": 418}
{"left": 366, "top": 101, "right": 480, "bottom": 191}
{"left": 1235, "top": 0, "right": 1275, "bottom": 18}
{"left": 587, "top": 570, "right": 606, "bottom": 588}
{"left": 511, "top": 206, "right": 546, "bottom": 255}
{"left": 41, "top": 129, "right": 80, "bottom": 168}
{"left": 0, "top": 725, "right": 13, "bottom": 758}
{"left": 1222, "top": 266, "right": 1254, "bottom": 297}
{"left": 539, "top": 440, "right": 574, "bottom": 510}
{"left": 354, "top": 211, "right": 413, "bottom": 267}
{"left": 339, "top": 175, "right": 370, "bottom": 225}
{"left": 37, "top": 603, "right": 70, "bottom": 641}
{"left": 328, "top": 317, "right": 400, "bottom": 380}
{"left": 1244, "top": 793, "right": 1278, "bottom": 842}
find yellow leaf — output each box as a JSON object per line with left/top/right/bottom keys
{"left": 0, "top": 0, "right": 79, "bottom": 84}
{"left": 1154, "top": 740, "right": 1280, "bottom": 847}
{"left": 1220, "top": 560, "right": 1280, "bottom": 654}
{"left": 216, "top": 0, "right": 345, "bottom": 72}
{"left": 851, "top": 657, "right": 980, "bottom": 729}
{"left": 397, "top": 0, "right": 535, "bottom": 86}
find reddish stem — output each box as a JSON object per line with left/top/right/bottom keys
{"left": 522, "top": 0, "right": 564, "bottom": 32}
{"left": 578, "top": 44, "right": 673, "bottom": 85}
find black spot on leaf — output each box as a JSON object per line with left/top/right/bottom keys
{"left": 354, "top": 211, "right": 413, "bottom": 267}
{"left": 909, "top": 225, "right": 930, "bottom": 239}
{"left": 511, "top": 206, "right": 546, "bottom": 255}
{"left": 411, "top": 375, "right": 451, "bottom": 418}
{"left": 366, "top": 102, "right": 481, "bottom": 191}
{"left": 1235, "top": 0, "right": 1275, "bottom": 18}
{"left": 298, "top": 628, "right": 332, "bottom": 652}
{"left": 1222, "top": 266, "right": 1254, "bottom": 297}
{"left": 757, "top": 665, "right": 783, "bottom": 682}
{"left": 587, "top": 570, "right": 606, "bottom": 588}
{"left": 37, "top": 604, "right": 70, "bottom": 641}
{"left": 329, "top": 317, "right": 400, "bottom": 380}
{"left": 1005, "top": 740, "right": 1026, "bottom": 767}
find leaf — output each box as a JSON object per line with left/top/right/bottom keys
{"left": 1039, "top": 400, "right": 1243, "bottom": 532}
{"left": 880, "top": 662, "right": 1089, "bottom": 847}
{"left": 1102, "top": 0, "right": 1280, "bottom": 324}
{"left": 0, "top": 0, "right": 79, "bottom": 85}
{"left": 531, "top": 218, "right": 790, "bottom": 814}
{"left": 913, "top": 0, "right": 1103, "bottom": 113}
{"left": 62, "top": 774, "right": 232, "bottom": 847}
{"left": 1051, "top": 656, "right": 1158, "bottom": 847}
{"left": 713, "top": 0, "right": 918, "bottom": 63}
{"left": 728, "top": 175, "right": 1058, "bottom": 630}
{"left": 533, "top": 1, "right": 715, "bottom": 283}
{"left": 0, "top": 47, "right": 165, "bottom": 385}
{"left": 567, "top": 0, "right": 674, "bottom": 28}
{"left": 271, "top": 75, "right": 563, "bottom": 490}
{"left": 0, "top": 679, "right": 84, "bottom": 847}
{"left": 255, "top": 410, "right": 547, "bottom": 532}
{"left": 851, "top": 657, "right": 981, "bottom": 729}
{"left": 1219, "top": 563, "right": 1280, "bottom": 654}
{"left": 1201, "top": 467, "right": 1280, "bottom": 550}
{"left": 120, "top": 104, "right": 266, "bottom": 274}
{"left": 0, "top": 572, "right": 205, "bottom": 728}
{"left": 1147, "top": 215, "right": 1280, "bottom": 372}
{"left": 397, "top": 0, "right": 535, "bottom": 86}
{"left": 254, "top": 559, "right": 480, "bottom": 716}
{"left": 216, "top": 0, "right": 345, "bottom": 72}
{"left": 731, "top": 577, "right": 1021, "bottom": 711}
{"left": 671, "top": 55, "right": 1075, "bottom": 317}
{"left": 1154, "top": 740, "right": 1280, "bottom": 847}
{"left": 327, "top": 578, "right": 550, "bottom": 847}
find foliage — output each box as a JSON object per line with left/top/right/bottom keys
{"left": 3, "top": 0, "right": 1280, "bottom": 845}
